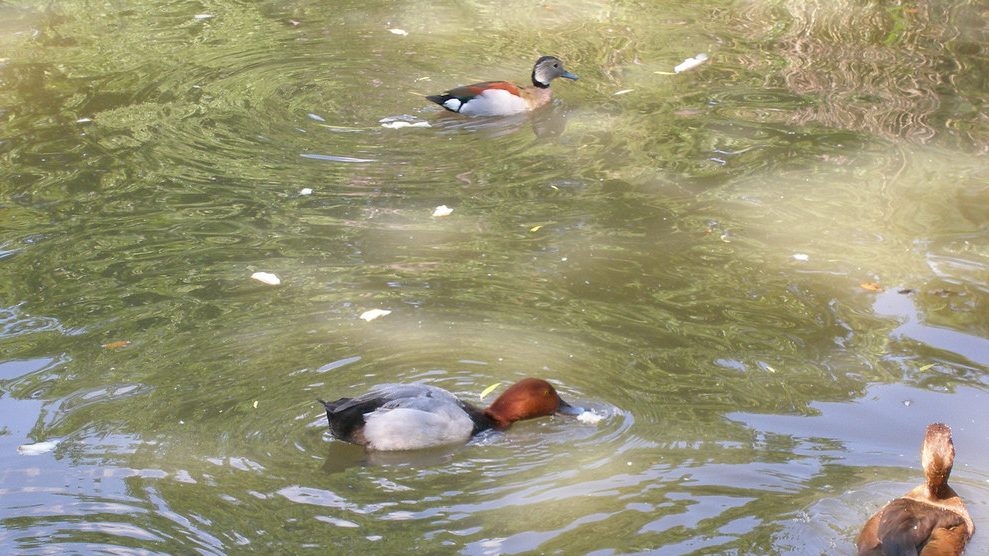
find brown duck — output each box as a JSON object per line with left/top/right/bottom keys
{"left": 857, "top": 423, "right": 974, "bottom": 555}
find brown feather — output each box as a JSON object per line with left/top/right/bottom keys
{"left": 856, "top": 423, "right": 973, "bottom": 555}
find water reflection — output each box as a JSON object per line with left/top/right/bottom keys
{"left": 1, "top": 0, "right": 988, "bottom": 553}
{"left": 875, "top": 289, "right": 989, "bottom": 369}
{"left": 430, "top": 103, "right": 571, "bottom": 139}
{"left": 321, "top": 442, "right": 459, "bottom": 471}
{"left": 730, "top": 0, "right": 989, "bottom": 149}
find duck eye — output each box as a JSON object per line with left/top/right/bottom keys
{"left": 553, "top": 63, "right": 559, "bottom": 68}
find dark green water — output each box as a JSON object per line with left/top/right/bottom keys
{"left": 2, "top": 0, "right": 988, "bottom": 553}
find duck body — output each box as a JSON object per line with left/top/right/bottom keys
{"left": 857, "top": 423, "right": 973, "bottom": 555}
{"left": 426, "top": 56, "right": 577, "bottom": 117}
{"left": 319, "top": 378, "right": 580, "bottom": 451}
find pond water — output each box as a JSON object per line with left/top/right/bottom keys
{"left": 2, "top": 0, "right": 988, "bottom": 553}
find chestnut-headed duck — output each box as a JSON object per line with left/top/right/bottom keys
{"left": 425, "top": 56, "right": 577, "bottom": 117}
{"left": 857, "top": 423, "right": 973, "bottom": 555}
{"left": 318, "top": 378, "right": 582, "bottom": 451}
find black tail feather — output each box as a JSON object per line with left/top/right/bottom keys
{"left": 317, "top": 397, "right": 368, "bottom": 445}
{"left": 318, "top": 398, "right": 350, "bottom": 413}
{"left": 425, "top": 94, "right": 449, "bottom": 106}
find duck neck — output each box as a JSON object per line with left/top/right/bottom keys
{"left": 927, "top": 479, "right": 949, "bottom": 499}
{"left": 926, "top": 465, "right": 951, "bottom": 499}
{"left": 522, "top": 86, "right": 552, "bottom": 110}
{"left": 458, "top": 402, "right": 501, "bottom": 434}
{"left": 481, "top": 409, "right": 510, "bottom": 430}
{"left": 531, "top": 72, "right": 550, "bottom": 89}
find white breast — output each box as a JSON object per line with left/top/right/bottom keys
{"left": 362, "top": 404, "right": 474, "bottom": 451}
{"left": 460, "top": 89, "right": 529, "bottom": 116}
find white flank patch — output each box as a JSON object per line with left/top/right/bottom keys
{"left": 577, "top": 411, "right": 604, "bottom": 424}
{"left": 674, "top": 53, "right": 709, "bottom": 73}
{"left": 251, "top": 272, "right": 281, "bottom": 285}
{"left": 442, "top": 98, "right": 462, "bottom": 112}
{"left": 18, "top": 440, "right": 59, "bottom": 455}
{"left": 360, "top": 309, "right": 391, "bottom": 322}
{"left": 459, "top": 89, "right": 527, "bottom": 116}
{"left": 432, "top": 205, "right": 453, "bottom": 217}
{"left": 363, "top": 406, "right": 473, "bottom": 450}
{"left": 388, "top": 28, "right": 408, "bottom": 36}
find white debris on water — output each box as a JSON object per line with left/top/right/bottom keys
{"left": 251, "top": 272, "right": 281, "bottom": 286}
{"left": 674, "top": 53, "right": 708, "bottom": 73}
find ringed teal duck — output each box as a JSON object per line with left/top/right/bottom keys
{"left": 425, "top": 56, "right": 577, "bottom": 116}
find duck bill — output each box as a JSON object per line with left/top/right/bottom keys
{"left": 557, "top": 398, "right": 585, "bottom": 416}
{"left": 561, "top": 71, "right": 579, "bottom": 81}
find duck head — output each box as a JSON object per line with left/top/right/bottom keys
{"left": 922, "top": 422, "right": 955, "bottom": 497}
{"left": 484, "top": 378, "right": 583, "bottom": 429}
{"left": 532, "top": 56, "right": 578, "bottom": 88}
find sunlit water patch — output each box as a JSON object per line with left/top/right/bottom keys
{"left": 2, "top": 0, "right": 988, "bottom": 553}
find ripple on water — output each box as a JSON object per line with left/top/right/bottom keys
{"left": 1, "top": 0, "right": 987, "bottom": 554}
{"left": 0, "top": 304, "right": 67, "bottom": 341}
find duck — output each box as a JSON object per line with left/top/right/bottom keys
{"left": 425, "top": 56, "right": 578, "bottom": 116}
{"left": 856, "top": 423, "right": 974, "bottom": 555}
{"left": 318, "top": 378, "right": 582, "bottom": 451}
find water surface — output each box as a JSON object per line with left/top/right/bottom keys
{"left": 2, "top": 0, "right": 988, "bottom": 553}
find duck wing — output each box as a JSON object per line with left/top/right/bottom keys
{"left": 338, "top": 384, "right": 461, "bottom": 409}
{"left": 873, "top": 498, "right": 967, "bottom": 555}
{"left": 362, "top": 398, "right": 474, "bottom": 450}
{"left": 320, "top": 384, "right": 474, "bottom": 447}
{"left": 444, "top": 81, "right": 521, "bottom": 100}
{"left": 426, "top": 81, "right": 523, "bottom": 114}
{"left": 921, "top": 522, "right": 971, "bottom": 555}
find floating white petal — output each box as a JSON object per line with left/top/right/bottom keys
{"left": 792, "top": 253, "right": 810, "bottom": 261}
{"left": 251, "top": 272, "right": 281, "bottom": 285}
{"left": 360, "top": 309, "right": 392, "bottom": 322}
{"left": 299, "top": 188, "right": 313, "bottom": 195}
{"left": 674, "top": 53, "right": 709, "bottom": 73}
{"left": 388, "top": 28, "right": 408, "bottom": 36}
{"left": 432, "top": 205, "right": 453, "bottom": 217}
{"left": 18, "top": 440, "right": 59, "bottom": 455}
{"left": 613, "top": 89, "right": 634, "bottom": 96}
